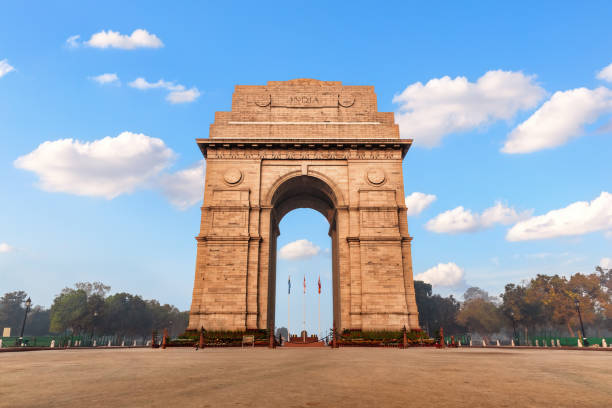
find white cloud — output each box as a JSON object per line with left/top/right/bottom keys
{"left": 0, "top": 59, "right": 15, "bottom": 78}
{"left": 128, "top": 78, "right": 182, "bottom": 91}
{"left": 502, "top": 87, "right": 612, "bottom": 153}
{"left": 0, "top": 243, "right": 14, "bottom": 253}
{"left": 90, "top": 73, "right": 119, "bottom": 85}
{"left": 426, "top": 202, "right": 530, "bottom": 234}
{"left": 393, "top": 70, "right": 545, "bottom": 147}
{"left": 85, "top": 29, "right": 163, "bottom": 50}
{"left": 480, "top": 202, "right": 530, "bottom": 227}
{"left": 405, "top": 192, "right": 436, "bottom": 216}
{"left": 414, "top": 262, "right": 464, "bottom": 287}
{"left": 506, "top": 192, "right": 612, "bottom": 241}
{"left": 158, "top": 160, "right": 205, "bottom": 210}
{"left": 597, "top": 62, "right": 612, "bottom": 82}
{"left": 66, "top": 35, "right": 80, "bottom": 48}
{"left": 14, "top": 132, "right": 175, "bottom": 199}
{"left": 279, "top": 239, "right": 320, "bottom": 260}
{"left": 129, "top": 77, "right": 200, "bottom": 104}
{"left": 600, "top": 257, "right": 612, "bottom": 269}
{"left": 167, "top": 88, "right": 201, "bottom": 104}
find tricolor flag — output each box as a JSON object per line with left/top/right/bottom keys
{"left": 288, "top": 275, "right": 291, "bottom": 294}
{"left": 318, "top": 276, "right": 321, "bottom": 294}
{"left": 303, "top": 275, "right": 306, "bottom": 294}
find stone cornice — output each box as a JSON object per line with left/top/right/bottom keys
{"left": 196, "top": 138, "right": 412, "bottom": 159}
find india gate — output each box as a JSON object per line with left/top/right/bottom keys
{"left": 188, "top": 78, "right": 419, "bottom": 333}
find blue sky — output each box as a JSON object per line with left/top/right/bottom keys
{"left": 1, "top": 1, "right": 611, "bottom": 335}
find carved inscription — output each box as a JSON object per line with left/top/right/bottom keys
{"left": 272, "top": 93, "right": 338, "bottom": 108}
{"left": 289, "top": 96, "right": 319, "bottom": 105}
{"left": 208, "top": 148, "right": 401, "bottom": 160}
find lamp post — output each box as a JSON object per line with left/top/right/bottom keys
{"left": 574, "top": 298, "right": 587, "bottom": 343}
{"left": 92, "top": 311, "right": 98, "bottom": 345}
{"left": 510, "top": 311, "right": 518, "bottom": 346}
{"left": 18, "top": 297, "right": 32, "bottom": 346}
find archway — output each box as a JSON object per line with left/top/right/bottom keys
{"left": 188, "top": 78, "right": 420, "bottom": 334}
{"left": 267, "top": 176, "right": 340, "bottom": 335}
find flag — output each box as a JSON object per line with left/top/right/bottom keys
{"left": 318, "top": 276, "right": 321, "bottom": 294}
{"left": 288, "top": 275, "right": 291, "bottom": 294}
{"left": 303, "top": 275, "right": 306, "bottom": 294}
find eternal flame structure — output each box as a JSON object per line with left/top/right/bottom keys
{"left": 188, "top": 79, "right": 419, "bottom": 333}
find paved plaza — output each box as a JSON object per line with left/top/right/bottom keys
{"left": 1, "top": 347, "right": 611, "bottom": 407}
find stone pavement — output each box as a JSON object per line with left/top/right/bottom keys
{"left": 1, "top": 347, "right": 611, "bottom": 407}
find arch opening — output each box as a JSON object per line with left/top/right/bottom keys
{"left": 273, "top": 209, "right": 333, "bottom": 341}
{"left": 267, "top": 175, "right": 341, "bottom": 335}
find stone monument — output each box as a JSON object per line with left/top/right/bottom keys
{"left": 188, "top": 79, "right": 420, "bottom": 333}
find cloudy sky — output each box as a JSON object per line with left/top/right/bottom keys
{"left": 1, "top": 2, "right": 611, "bottom": 335}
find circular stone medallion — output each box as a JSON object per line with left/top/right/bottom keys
{"left": 338, "top": 93, "right": 355, "bottom": 108}
{"left": 367, "top": 168, "right": 386, "bottom": 185}
{"left": 254, "top": 93, "right": 271, "bottom": 107}
{"left": 224, "top": 168, "right": 243, "bottom": 185}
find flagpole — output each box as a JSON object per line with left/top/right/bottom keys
{"left": 318, "top": 290, "right": 320, "bottom": 340}
{"left": 317, "top": 275, "right": 321, "bottom": 340}
{"left": 287, "top": 275, "right": 291, "bottom": 341}
{"left": 303, "top": 275, "right": 306, "bottom": 339}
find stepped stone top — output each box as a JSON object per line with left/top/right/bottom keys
{"left": 206, "top": 78, "right": 401, "bottom": 141}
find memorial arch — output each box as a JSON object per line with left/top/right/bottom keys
{"left": 188, "top": 79, "right": 419, "bottom": 333}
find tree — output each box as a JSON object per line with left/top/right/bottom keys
{"left": 49, "top": 289, "right": 89, "bottom": 333}
{"left": 25, "top": 307, "right": 51, "bottom": 336}
{"left": 276, "top": 327, "right": 288, "bottom": 340}
{"left": 0, "top": 291, "right": 28, "bottom": 333}
{"left": 501, "top": 283, "right": 540, "bottom": 340}
{"left": 104, "top": 293, "right": 152, "bottom": 337}
{"left": 464, "top": 287, "right": 495, "bottom": 302}
{"left": 74, "top": 282, "right": 110, "bottom": 297}
{"left": 596, "top": 265, "right": 612, "bottom": 330}
{"left": 414, "top": 280, "right": 465, "bottom": 335}
{"left": 457, "top": 296, "right": 504, "bottom": 337}
{"left": 414, "top": 280, "right": 434, "bottom": 330}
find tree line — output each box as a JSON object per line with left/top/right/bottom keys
{"left": 2, "top": 266, "right": 611, "bottom": 341}
{"left": 416, "top": 266, "right": 612, "bottom": 340}
{"left": 0, "top": 282, "right": 188, "bottom": 338}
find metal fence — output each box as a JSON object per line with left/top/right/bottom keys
{"left": 0, "top": 334, "right": 151, "bottom": 348}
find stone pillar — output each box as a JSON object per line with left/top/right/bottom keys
{"left": 199, "top": 327, "right": 205, "bottom": 349}
{"left": 269, "top": 332, "right": 275, "bottom": 349}
{"left": 162, "top": 328, "right": 168, "bottom": 349}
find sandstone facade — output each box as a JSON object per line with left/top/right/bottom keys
{"left": 188, "top": 79, "right": 419, "bottom": 332}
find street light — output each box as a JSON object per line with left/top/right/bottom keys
{"left": 574, "top": 298, "right": 587, "bottom": 345}
{"left": 92, "top": 311, "right": 98, "bottom": 345}
{"left": 18, "top": 297, "right": 32, "bottom": 347}
{"left": 510, "top": 311, "right": 518, "bottom": 346}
